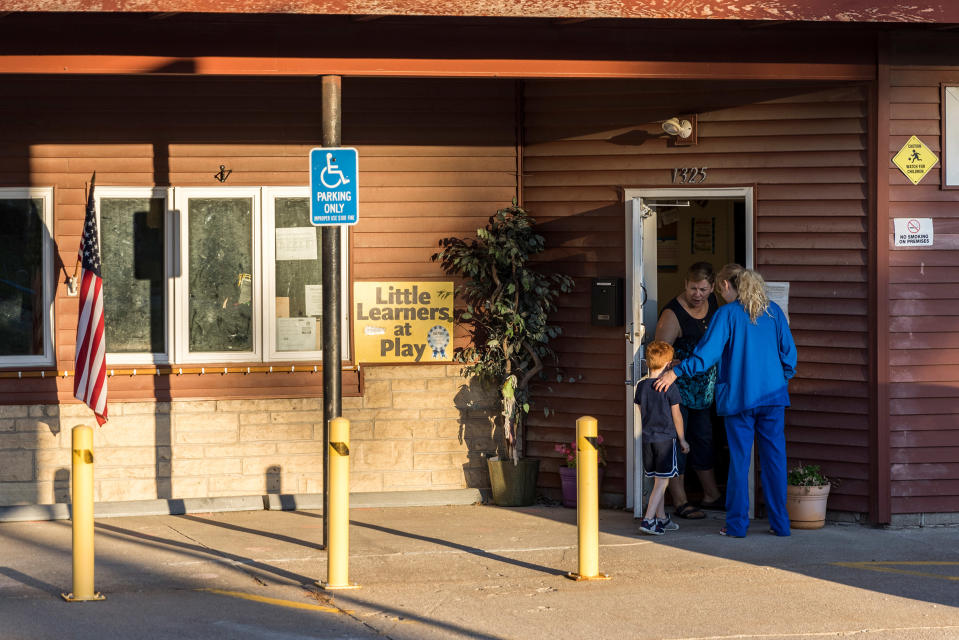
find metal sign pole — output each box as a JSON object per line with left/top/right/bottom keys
{"left": 321, "top": 74, "right": 342, "bottom": 550}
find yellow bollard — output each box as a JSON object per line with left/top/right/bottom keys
{"left": 61, "top": 425, "right": 105, "bottom": 602}
{"left": 318, "top": 417, "right": 359, "bottom": 590}
{"left": 566, "top": 416, "right": 610, "bottom": 581}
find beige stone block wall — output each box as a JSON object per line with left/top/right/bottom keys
{"left": 343, "top": 365, "right": 498, "bottom": 496}
{"left": 0, "top": 365, "right": 499, "bottom": 506}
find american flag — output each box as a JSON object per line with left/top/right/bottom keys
{"left": 74, "top": 174, "right": 108, "bottom": 425}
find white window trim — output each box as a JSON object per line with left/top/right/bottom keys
{"left": 94, "top": 186, "right": 350, "bottom": 366}
{"left": 944, "top": 86, "right": 959, "bottom": 188}
{"left": 98, "top": 187, "right": 174, "bottom": 366}
{"left": 173, "top": 187, "right": 263, "bottom": 364}
{"left": 0, "top": 187, "right": 54, "bottom": 368}
{"left": 262, "top": 187, "right": 350, "bottom": 362}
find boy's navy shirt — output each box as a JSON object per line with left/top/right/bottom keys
{"left": 634, "top": 377, "right": 681, "bottom": 442}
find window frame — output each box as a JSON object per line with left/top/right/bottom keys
{"left": 262, "top": 186, "right": 350, "bottom": 362}
{"left": 0, "top": 187, "right": 55, "bottom": 368}
{"left": 96, "top": 185, "right": 350, "bottom": 366}
{"left": 173, "top": 186, "right": 263, "bottom": 364}
{"left": 942, "top": 84, "right": 959, "bottom": 189}
{"left": 97, "top": 187, "right": 174, "bottom": 365}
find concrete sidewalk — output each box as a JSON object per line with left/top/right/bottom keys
{"left": 1, "top": 504, "right": 958, "bottom": 639}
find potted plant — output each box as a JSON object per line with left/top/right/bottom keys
{"left": 432, "top": 201, "right": 574, "bottom": 506}
{"left": 555, "top": 436, "right": 607, "bottom": 508}
{"left": 786, "top": 463, "right": 831, "bottom": 529}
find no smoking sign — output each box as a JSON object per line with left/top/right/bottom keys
{"left": 894, "top": 218, "right": 933, "bottom": 247}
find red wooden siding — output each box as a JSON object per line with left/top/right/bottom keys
{"left": 886, "top": 67, "right": 959, "bottom": 515}
{"left": 344, "top": 77, "right": 519, "bottom": 373}
{"left": 0, "top": 75, "right": 362, "bottom": 404}
{"left": 522, "top": 80, "right": 871, "bottom": 510}
{"left": 0, "top": 76, "right": 517, "bottom": 405}
{"left": 347, "top": 78, "right": 517, "bottom": 282}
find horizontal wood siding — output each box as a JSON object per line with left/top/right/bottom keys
{"left": 0, "top": 76, "right": 517, "bottom": 405}
{"left": 886, "top": 67, "right": 959, "bottom": 514}
{"left": 524, "top": 80, "right": 870, "bottom": 510}
{"left": 346, "top": 78, "right": 517, "bottom": 282}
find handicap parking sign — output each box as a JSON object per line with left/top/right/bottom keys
{"left": 310, "top": 147, "right": 358, "bottom": 225}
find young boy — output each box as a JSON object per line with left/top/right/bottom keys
{"left": 635, "top": 340, "right": 690, "bottom": 535}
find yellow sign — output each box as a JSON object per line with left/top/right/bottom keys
{"left": 893, "top": 135, "right": 939, "bottom": 185}
{"left": 353, "top": 281, "right": 453, "bottom": 363}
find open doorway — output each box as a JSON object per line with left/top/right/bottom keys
{"left": 624, "top": 187, "right": 754, "bottom": 517}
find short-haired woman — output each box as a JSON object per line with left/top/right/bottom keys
{"left": 654, "top": 261, "right": 724, "bottom": 520}
{"left": 654, "top": 264, "right": 797, "bottom": 538}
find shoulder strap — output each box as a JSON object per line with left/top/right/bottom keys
{"left": 663, "top": 296, "right": 691, "bottom": 323}
{"left": 664, "top": 296, "right": 701, "bottom": 338}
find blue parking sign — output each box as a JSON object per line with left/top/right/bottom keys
{"left": 310, "top": 147, "right": 358, "bottom": 225}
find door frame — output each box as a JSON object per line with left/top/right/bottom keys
{"left": 624, "top": 186, "right": 755, "bottom": 515}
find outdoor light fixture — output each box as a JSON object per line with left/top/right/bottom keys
{"left": 662, "top": 117, "right": 693, "bottom": 138}
{"left": 661, "top": 114, "right": 697, "bottom": 145}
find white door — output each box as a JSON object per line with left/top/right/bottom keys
{"left": 624, "top": 187, "right": 755, "bottom": 518}
{"left": 624, "top": 197, "right": 658, "bottom": 516}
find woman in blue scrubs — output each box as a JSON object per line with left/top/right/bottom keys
{"left": 654, "top": 264, "right": 797, "bottom": 538}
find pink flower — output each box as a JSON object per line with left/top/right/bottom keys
{"left": 555, "top": 437, "right": 606, "bottom": 469}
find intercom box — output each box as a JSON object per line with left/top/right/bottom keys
{"left": 590, "top": 277, "right": 624, "bottom": 326}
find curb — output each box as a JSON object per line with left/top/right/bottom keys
{"left": 0, "top": 488, "right": 483, "bottom": 522}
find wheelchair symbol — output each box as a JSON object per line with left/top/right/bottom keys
{"left": 320, "top": 152, "right": 351, "bottom": 189}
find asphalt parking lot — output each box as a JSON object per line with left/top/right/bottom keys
{"left": 1, "top": 504, "right": 958, "bottom": 639}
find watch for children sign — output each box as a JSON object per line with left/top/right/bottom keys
{"left": 892, "top": 136, "right": 938, "bottom": 186}
{"left": 353, "top": 282, "right": 453, "bottom": 363}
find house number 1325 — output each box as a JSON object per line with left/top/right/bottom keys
{"left": 672, "top": 167, "right": 708, "bottom": 184}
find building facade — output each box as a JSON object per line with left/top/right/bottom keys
{"left": 1, "top": 5, "right": 958, "bottom": 524}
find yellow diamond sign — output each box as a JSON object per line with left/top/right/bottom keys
{"left": 893, "top": 135, "right": 939, "bottom": 185}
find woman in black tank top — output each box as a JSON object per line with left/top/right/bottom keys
{"left": 653, "top": 262, "right": 724, "bottom": 518}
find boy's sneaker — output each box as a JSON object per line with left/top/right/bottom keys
{"left": 658, "top": 514, "right": 679, "bottom": 531}
{"left": 638, "top": 518, "right": 664, "bottom": 536}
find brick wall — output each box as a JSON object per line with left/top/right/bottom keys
{"left": 0, "top": 365, "right": 499, "bottom": 506}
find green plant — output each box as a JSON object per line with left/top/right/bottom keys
{"left": 787, "top": 463, "right": 829, "bottom": 487}
{"left": 431, "top": 201, "right": 574, "bottom": 465}
{"left": 555, "top": 435, "right": 607, "bottom": 469}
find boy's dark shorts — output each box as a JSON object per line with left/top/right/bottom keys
{"left": 643, "top": 438, "right": 679, "bottom": 478}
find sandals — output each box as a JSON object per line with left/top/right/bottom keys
{"left": 719, "top": 527, "right": 745, "bottom": 538}
{"left": 673, "top": 502, "right": 706, "bottom": 519}
{"left": 699, "top": 497, "right": 725, "bottom": 510}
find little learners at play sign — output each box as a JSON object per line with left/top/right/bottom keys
{"left": 353, "top": 282, "right": 453, "bottom": 363}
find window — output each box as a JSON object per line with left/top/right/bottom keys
{"left": 99, "top": 188, "right": 172, "bottom": 364}
{"left": 0, "top": 187, "right": 54, "bottom": 367}
{"left": 99, "top": 186, "right": 348, "bottom": 366}
{"left": 944, "top": 86, "right": 959, "bottom": 188}
{"left": 174, "top": 188, "right": 261, "bottom": 363}
{"left": 263, "top": 188, "right": 326, "bottom": 361}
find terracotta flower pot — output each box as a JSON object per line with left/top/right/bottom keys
{"left": 786, "top": 484, "right": 830, "bottom": 529}
{"left": 559, "top": 465, "right": 605, "bottom": 508}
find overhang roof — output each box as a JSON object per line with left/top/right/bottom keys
{"left": 1, "top": 1, "right": 957, "bottom": 23}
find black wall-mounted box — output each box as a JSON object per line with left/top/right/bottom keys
{"left": 591, "top": 277, "right": 624, "bottom": 326}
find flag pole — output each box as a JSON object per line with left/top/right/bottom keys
{"left": 67, "top": 174, "right": 95, "bottom": 296}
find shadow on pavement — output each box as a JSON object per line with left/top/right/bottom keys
{"left": 292, "top": 509, "right": 568, "bottom": 577}
{"left": 0, "top": 518, "right": 512, "bottom": 640}
{"left": 0, "top": 567, "right": 62, "bottom": 597}
{"left": 530, "top": 505, "right": 959, "bottom": 609}
{"left": 92, "top": 520, "right": 316, "bottom": 586}
{"left": 177, "top": 514, "right": 325, "bottom": 551}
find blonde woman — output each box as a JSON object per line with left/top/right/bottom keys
{"left": 654, "top": 264, "right": 797, "bottom": 538}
